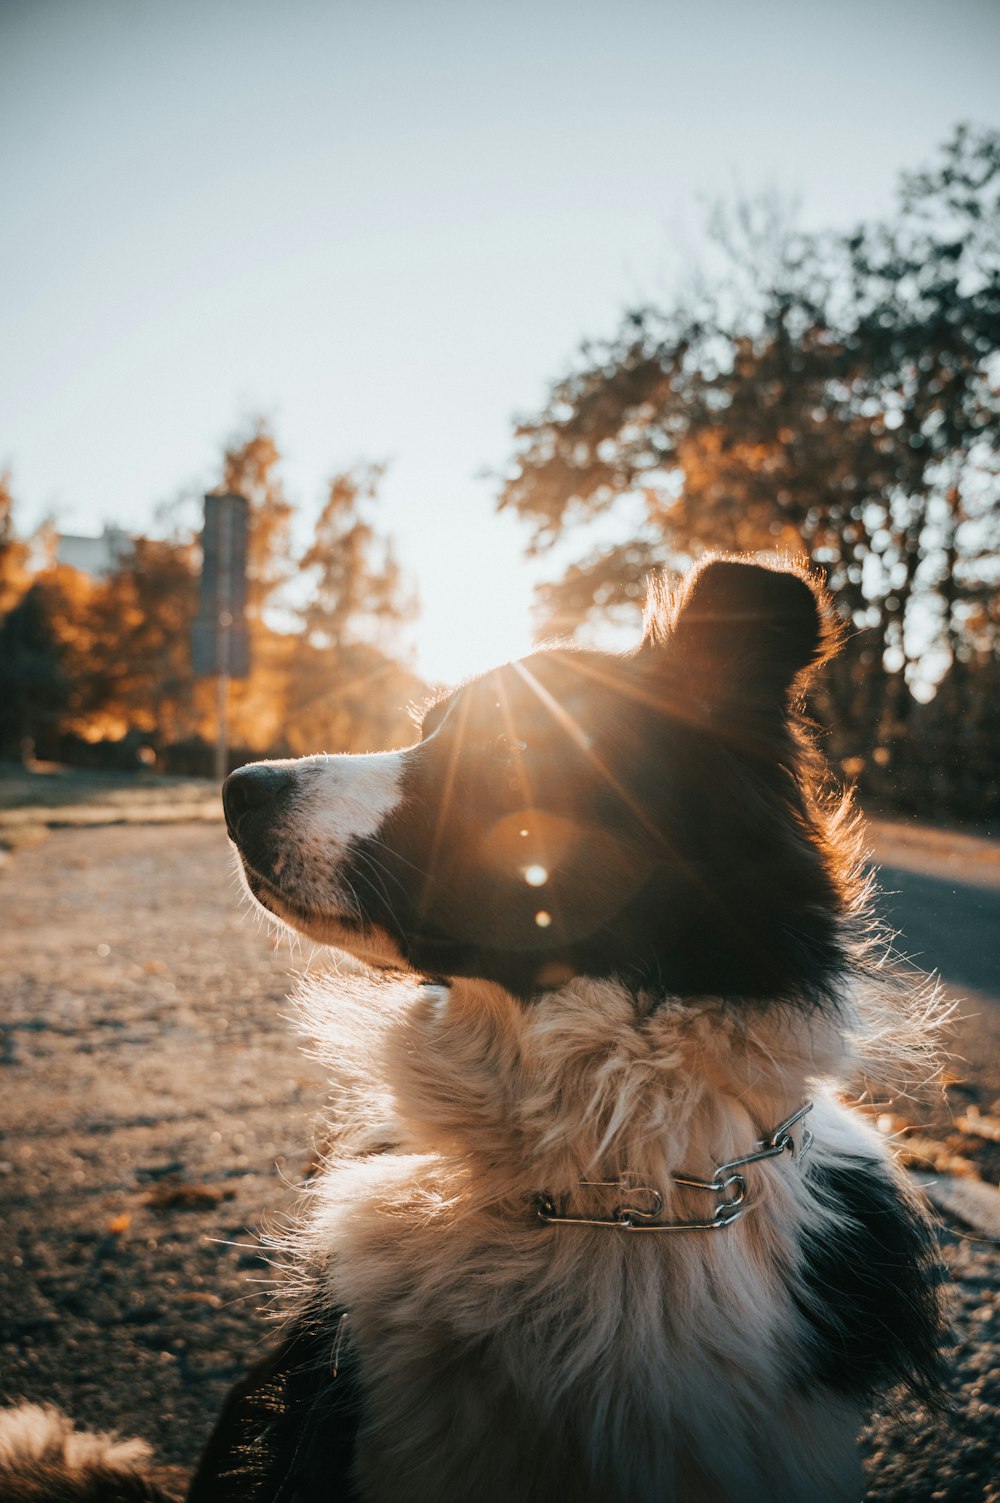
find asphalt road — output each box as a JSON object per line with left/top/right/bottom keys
{"left": 867, "top": 820, "right": 1000, "bottom": 1109}
{"left": 878, "top": 868, "right": 999, "bottom": 998}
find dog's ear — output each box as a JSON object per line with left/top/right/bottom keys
{"left": 643, "top": 555, "right": 836, "bottom": 711}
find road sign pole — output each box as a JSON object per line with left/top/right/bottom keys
{"left": 214, "top": 497, "right": 233, "bottom": 784}
{"left": 215, "top": 670, "right": 229, "bottom": 784}
{"left": 194, "top": 493, "right": 249, "bottom": 778}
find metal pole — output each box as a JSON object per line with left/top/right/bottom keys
{"left": 215, "top": 500, "right": 233, "bottom": 784}
{"left": 215, "top": 662, "right": 229, "bottom": 784}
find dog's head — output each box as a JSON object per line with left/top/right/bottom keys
{"left": 224, "top": 555, "right": 847, "bottom": 1000}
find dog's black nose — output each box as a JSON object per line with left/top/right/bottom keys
{"left": 223, "top": 764, "right": 294, "bottom": 831}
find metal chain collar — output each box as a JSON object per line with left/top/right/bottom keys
{"left": 534, "top": 1102, "right": 814, "bottom": 1233}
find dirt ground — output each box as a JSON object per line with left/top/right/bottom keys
{"left": 0, "top": 821, "right": 325, "bottom": 1493}
{"left": 1, "top": 812, "right": 998, "bottom": 1500}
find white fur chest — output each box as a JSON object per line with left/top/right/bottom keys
{"left": 286, "top": 974, "right": 874, "bottom": 1503}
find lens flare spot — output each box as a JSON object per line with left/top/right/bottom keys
{"left": 534, "top": 910, "right": 552, "bottom": 928}
{"left": 524, "top": 864, "right": 548, "bottom": 887}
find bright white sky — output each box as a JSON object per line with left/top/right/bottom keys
{"left": 3, "top": 0, "right": 998, "bottom": 683}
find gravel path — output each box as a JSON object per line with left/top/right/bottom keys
{"left": 0, "top": 822, "right": 997, "bottom": 1500}
{"left": 0, "top": 823, "right": 325, "bottom": 1491}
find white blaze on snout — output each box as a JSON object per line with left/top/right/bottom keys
{"left": 293, "top": 751, "right": 404, "bottom": 850}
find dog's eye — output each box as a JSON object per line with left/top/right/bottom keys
{"left": 490, "top": 734, "right": 527, "bottom": 760}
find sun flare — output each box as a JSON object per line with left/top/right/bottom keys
{"left": 413, "top": 560, "right": 537, "bottom": 687}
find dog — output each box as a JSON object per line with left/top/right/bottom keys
{"left": 0, "top": 554, "right": 945, "bottom": 1502}
{"left": 193, "top": 553, "right": 946, "bottom": 1502}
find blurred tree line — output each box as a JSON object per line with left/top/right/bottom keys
{"left": 0, "top": 424, "right": 424, "bottom": 770}
{"left": 499, "top": 125, "right": 1000, "bottom": 823}
{"left": 2, "top": 126, "right": 996, "bottom": 818}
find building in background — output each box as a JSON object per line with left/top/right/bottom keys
{"left": 55, "top": 524, "right": 131, "bottom": 578}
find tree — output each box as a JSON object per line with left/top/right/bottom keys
{"left": 217, "top": 416, "right": 295, "bottom": 618}
{"left": 0, "top": 423, "right": 424, "bottom": 766}
{"left": 498, "top": 126, "right": 1000, "bottom": 815}
{"left": 0, "top": 566, "right": 93, "bottom": 759}
{"left": 286, "top": 462, "right": 421, "bottom": 753}
{"left": 284, "top": 639, "right": 426, "bottom": 756}
{"left": 843, "top": 124, "right": 1000, "bottom": 718}
{"left": 301, "top": 463, "right": 415, "bottom": 651}
{"left": 200, "top": 429, "right": 421, "bottom": 758}
{"left": 76, "top": 536, "right": 206, "bottom": 745}
{"left": 0, "top": 471, "right": 30, "bottom": 620}
{"left": 206, "top": 417, "right": 297, "bottom": 751}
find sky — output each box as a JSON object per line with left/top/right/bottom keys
{"left": 3, "top": 0, "right": 999, "bottom": 684}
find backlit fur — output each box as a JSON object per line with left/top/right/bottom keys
{"left": 212, "top": 553, "right": 947, "bottom": 1502}
{"left": 0, "top": 1404, "right": 167, "bottom": 1502}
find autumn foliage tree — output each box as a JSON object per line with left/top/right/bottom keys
{"left": 0, "top": 470, "right": 30, "bottom": 618}
{"left": 302, "top": 463, "right": 413, "bottom": 651}
{"left": 0, "top": 573, "right": 76, "bottom": 758}
{"left": 210, "top": 433, "right": 421, "bottom": 757}
{"left": 218, "top": 416, "right": 295, "bottom": 618}
{"left": 0, "top": 425, "right": 423, "bottom": 766}
{"left": 76, "top": 537, "right": 204, "bottom": 744}
{"left": 0, "top": 473, "right": 90, "bottom": 758}
{"left": 286, "top": 463, "right": 421, "bottom": 754}
{"left": 499, "top": 125, "right": 1000, "bottom": 817}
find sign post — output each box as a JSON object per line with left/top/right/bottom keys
{"left": 193, "top": 494, "right": 250, "bottom": 782}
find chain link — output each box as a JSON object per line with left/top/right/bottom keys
{"left": 535, "top": 1102, "right": 814, "bottom": 1233}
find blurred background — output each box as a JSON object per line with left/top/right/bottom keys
{"left": 2, "top": 8, "right": 1000, "bottom": 1491}
{"left": 1, "top": 0, "right": 998, "bottom": 821}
